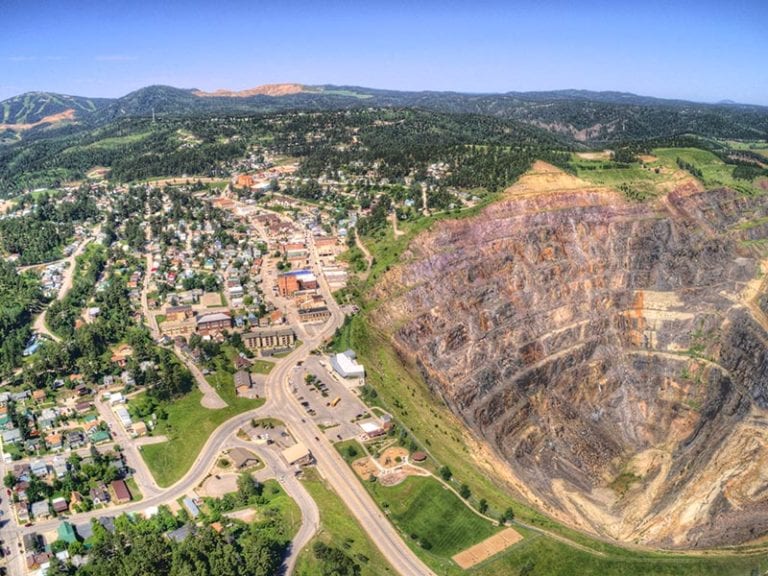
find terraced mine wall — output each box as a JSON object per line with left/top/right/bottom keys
{"left": 372, "top": 163, "right": 768, "bottom": 547}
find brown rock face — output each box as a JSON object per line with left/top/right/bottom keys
{"left": 371, "top": 163, "right": 768, "bottom": 548}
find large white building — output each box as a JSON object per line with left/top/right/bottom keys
{"left": 331, "top": 350, "right": 365, "bottom": 379}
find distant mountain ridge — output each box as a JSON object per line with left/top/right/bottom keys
{"left": 2, "top": 83, "right": 768, "bottom": 144}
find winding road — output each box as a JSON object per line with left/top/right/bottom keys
{"left": 31, "top": 224, "right": 101, "bottom": 342}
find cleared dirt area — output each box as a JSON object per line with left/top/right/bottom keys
{"left": 193, "top": 84, "right": 305, "bottom": 97}
{"left": 378, "top": 446, "right": 409, "bottom": 468}
{"left": 575, "top": 150, "right": 611, "bottom": 161}
{"left": 352, "top": 456, "right": 378, "bottom": 480}
{"left": 0, "top": 108, "right": 76, "bottom": 131}
{"left": 142, "top": 177, "right": 227, "bottom": 188}
{"left": 504, "top": 161, "right": 615, "bottom": 198}
{"left": 452, "top": 527, "right": 523, "bottom": 569}
{"left": 198, "top": 473, "right": 238, "bottom": 498}
{"left": 225, "top": 507, "right": 258, "bottom": 523}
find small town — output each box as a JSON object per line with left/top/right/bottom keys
{"left": 3, "top": 3, "right": 768, "bottom": 575}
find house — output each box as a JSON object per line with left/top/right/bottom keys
{"left": 66, "top": 431, "right": 86, "bottom": 449}
{"left": 2, "top": 428, "right": 22, "bottom": 445}
{"left": 22, "top": 532, "right": 40, "bottom": 552}
{"left": 90, "top": 430, "right": 111, "bottom": 444}
{"left": 15, "top": 501, "right": 30, "bottom": 522}
{"left": 114, "top": 407, "right": 132, "bottom": 430}
{"left": 110, "top": 479, "right": 131, "bottom": 504}
{"left": 75, "top": 401, "right": 92, "bottom": 414}
{"left": 233, "top": 355, "right": 251, "bottom": 370}
{"left": 70, "top": 491, "right": 84, "bottom": 509}
{"left": 90, "top": 482, "right": 110, "bottom": 505}
{"left": 196, "top": 312, "right": 232, "bottom": 336}
{"left": 52, "top": 457, "right": 68, "bottom": 478}
{"left": 234, "top": 370, "right": 252, "bottom": 390}
{"left": 133, "top": 421, "right": 148, "bottom": 437}
{"left": 110, "top": 344, "right": 134, "bottom": 367}
{"left": 331, "top": 350, "right": 365, "bottom": 378}
{"left": 57, "top": 521, "right": 78, "bottom": 544}
{"left": 52, "top": 496, "right": 69, "bottom": 514}
{"left": 38, "top": 407, "right": 58, "bottom": 429}
{"left": 32, "top": 389, "right": 46, "bottom": 403}
{"left": 182, "top": 497, "right": 200, "bottom": 519}
{"left": 229, "top": 447, "right": 259, "bottom": 470}
{"left": 30, "top": 460, "right": 48, "bottom": 477}
{"left": 45, "top": 432, "right": 64, "bottom": 450}
{"left": 31, "top": 500, "right": 50, "bottom": 519}
{"left": 167, "top": 524, "right": 193, "bottom": 543}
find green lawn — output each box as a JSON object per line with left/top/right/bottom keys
{"left": 125, "top": 477, "right": 143, "bottom": 502}
{"left": 370, "top": 476, "right": 497, "bottom": 558}
{"left": 251, "top": 359, "right": 274, "bottom": 374}
{"left": 295, "top": 469, "right": 396, "bottom": 576}
{"left": 139, "top": 388, "right": 264, "bottom": 487}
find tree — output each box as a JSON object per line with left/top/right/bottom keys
{"left": 236, "top": 472, "right": 262, "bottom": 503}
{"left": 478, "top": 498, "right": 488, "bottom": 514}
{"left": 501, "top": 507, "right": 515, "bottom": 524}
{"left": 459, "top": 483, "right": 471, "bottom": 499}
{"left": 438, "top": 466, "right": 452, "bottom": 481}
{"left": 4, "top": 471, "right": 16, "bottom": 489}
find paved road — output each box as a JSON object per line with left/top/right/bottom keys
{"left": 141, "top": 251, "right": 227, "bottom": 409}
{"left": 31, "top": 224, "right": 102, "bottom": 343}
{"left": 93, "top": 399, "right": 163, "bottom": 499}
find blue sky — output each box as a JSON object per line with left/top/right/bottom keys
{"left": 1, "top": 0, "right": 766, "bottom": 104}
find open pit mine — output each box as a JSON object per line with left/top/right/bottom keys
{"left": 372, "top": 162, "right": 768, "bottom": 548}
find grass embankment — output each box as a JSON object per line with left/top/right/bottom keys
{"left": 334, "top": 217, "right": 768, "bottom": 574}
{"left": 295, "top": 469, "right": 395, "bottom": 576}
{"left": 259, "top": 479, "right": 303, "bottom": 538}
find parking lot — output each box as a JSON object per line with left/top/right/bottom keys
{"left": 289, "top": 357, "right": 370, "bottom": 441}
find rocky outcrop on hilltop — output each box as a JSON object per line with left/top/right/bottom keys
{"left": 371, "top": 162, "right": 768, "bottom": 547}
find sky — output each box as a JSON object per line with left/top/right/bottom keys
{"left": 1, "top": 0, "right": 767, "bottom": 105}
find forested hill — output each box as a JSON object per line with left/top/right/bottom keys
{"left": 2, "top": 84, "right": 768, "bottom": 145}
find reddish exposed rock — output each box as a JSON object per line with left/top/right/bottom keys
{"left": 372, "top": 163, "right": 768, "bottom": 547}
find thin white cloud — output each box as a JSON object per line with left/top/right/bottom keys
{"left": 95, "top": 55, "right": 137, "bottom": 62}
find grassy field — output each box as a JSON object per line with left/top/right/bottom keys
{"left": 571, "top": 146, "right": 766, "bottom": 200}
{"left": 295, "top": 469, "right": 396, "bottom": 576}
{"left": 653, "top": 147, "right": 762, "bottom": 194}
{"left": 139, "top": 388, "right": 264, "bottom": 487}
{"left": 370, "top": 476, "right": 497, "bottom": 558}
